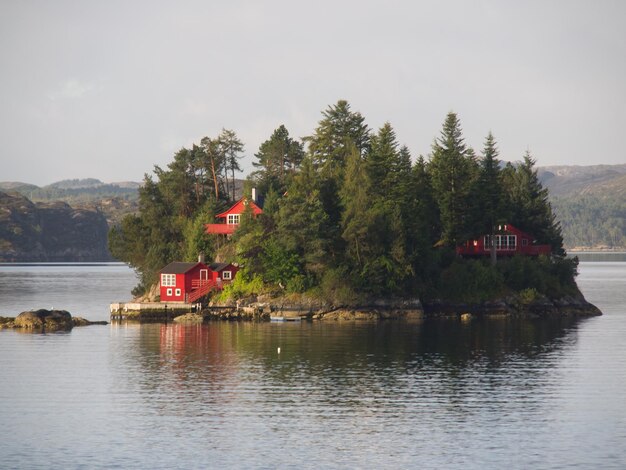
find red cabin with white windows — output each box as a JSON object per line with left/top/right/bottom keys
{"left": 159, "top": 262, "right": 211, "bottom": 302}
{"left": 456, "top": 224, "right": 551, "bottom": 257}
{"left": 209, "top": 262, "right": 239, "bottom": 284}
{"left": 205, "top": 196, "right": 263, "bottom": 235}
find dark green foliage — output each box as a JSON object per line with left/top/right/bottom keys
{"left": 108, "top": 130, "right": 245, "bottom": 293}
{"left": 112, "top": 101, "right": 579, "bottom": 303}
{"left": 502, "top": 153, "right": 565, "bottom": 255}
{"left": 438, "top": 258, "right": 505, "bottom": 303}
{"left": 497, "top": 255, "right": 579, "bottom": 297}
{"left": 252, "top": 124, "right": 304, "bottom": 195}
{"left": 428, "top": 112, "right": 479, "bottom": 247}
{"left": 305, "top": 100, "right": 370, "bottom": 180}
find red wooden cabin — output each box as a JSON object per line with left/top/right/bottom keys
{"left": 205, "top": 197, "right": 263, "bottom": 236}
{"left": 456, "top": 224, "right": 551, "bottom": 257}
{"left": 159, "top": 261, "right": 212, "bottom": 302}
{"left": 209, "top": 262, "right": 239, "bottom": 284}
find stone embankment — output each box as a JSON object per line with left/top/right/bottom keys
{"left": 227, "top": 293, "right": 601, "bottom": 321}
{"left": 107, "top": 292, "right": 601, "bottom": 324}
{"left": 0, "top": 309, "right": 108, "bottom": 331}
{"left": 423, "top": 293, "right": 602, "bottom": 318}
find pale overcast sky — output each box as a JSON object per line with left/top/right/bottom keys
{"left": 1, "top": 0, "right": 625, "bottom": 186}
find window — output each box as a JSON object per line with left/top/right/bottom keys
{"left": 222, "top": 271, "right": 232, "bottom": 280}
{"left": 161, "top": 273, "right": 176, "bottom": 287}
{"left": 175, "top": 288, "right": 181, "bottom": 296}
{"left": 484, "top": 235, "right": 517, "bottom": 251}
{"left": 522, "top": 238, "right": 528, "bottom": 246}
{"left": 166, "top": 288, "right": 173, "bottom": 296}
{"left": 227, "top": 214, "right": 240, "bottom": 225}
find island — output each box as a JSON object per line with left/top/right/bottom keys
{"left": 108, "top": 101, "right": 601, "bottom": 321}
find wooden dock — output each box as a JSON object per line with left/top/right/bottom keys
{"left": 110, "top": 302, "right": 201, "bottom": 321}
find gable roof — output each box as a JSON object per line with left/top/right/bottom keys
{"left": 209, "top": 262, "right": 234, "bottom": 272}
{"left": 160, "top": 262, "right": 206, "bottom": 274}
{"left": 215, "top": 197, "right": 263, "bottom": 219}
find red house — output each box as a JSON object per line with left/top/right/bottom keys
{"left": 159, "top": 261, "right": 212, "bottom": 302}
{"left": 209, "top": 262, "right": 239, "bottom": 283}
{"left": 205, "top": 196, "right": 263, "bottom": 236}
{"left": 456, "top": 224, "right": 551, "bottom": 257}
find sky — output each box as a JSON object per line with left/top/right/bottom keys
{"left": 1, "top": 0, "right": 625, "bottom": 186}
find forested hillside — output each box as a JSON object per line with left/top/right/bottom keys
{"left": 110, "top": 101, "right": 576, "bottom": 303}
{"left": 0, "top": 191, "right": 111, "bottom": 261}
{"left": 539, "top": 165, "right": 626, "bottom": 249}
{"left": 0, "top": 179, "right": 139, "bottom": 226}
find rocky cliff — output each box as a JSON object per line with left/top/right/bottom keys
{"left": 0, "top": 191, "right": 111, "bottom": 261}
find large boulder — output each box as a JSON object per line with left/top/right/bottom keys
{"left": 14, "top": 309, "right": 73, "bottom": 330}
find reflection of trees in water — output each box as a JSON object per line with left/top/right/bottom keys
{"left": 115, "top": 317, "right": 587, "bottom": 421}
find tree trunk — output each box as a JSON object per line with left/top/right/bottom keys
{"left": 490, "top": 227, "right": 497, "bottom": 266}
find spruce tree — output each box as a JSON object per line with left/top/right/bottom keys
{"left": 476, "top": 132, "right": 505, "bottom": 264}
{"left": 305, "top": 100, "right": 370, "bottom": 180}
{"left": 428, "top": 112, "right": 479, "bottom": 248}
{"left": 503, "top": 152, "right": 565, "bottom": 255}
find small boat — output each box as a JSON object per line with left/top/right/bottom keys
{"left": 270, "top": 316, "right": 301, "bottom": 322}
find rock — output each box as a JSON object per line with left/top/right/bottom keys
{"left": 72, "top": 317, "right": 108, "bottom": 326}
{"left": 0, "top": 316, "right": 15, "bottom": 328}
{"left": 14, "top": 309, "right": 73, "bottom": 330}
{"left": 173, "top": 313, "right": 203, "bottom": 323}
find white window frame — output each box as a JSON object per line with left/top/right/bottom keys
{"left": 484, "top": 235, "right": 517, "bottom": 251}
{"left": 227, "top": 214, "right": 240, "bottom": 225}
{"left": 166, "top": 288, "right": 173, "bottom": 296}
{"left": 175, "top": 288, "right": 181, "bottom": 296}
{"left": 222, "top": 271, "right": 232, "bottom": 280}
{"left": 161, "top": 273, "right": 176, "bottom": 287}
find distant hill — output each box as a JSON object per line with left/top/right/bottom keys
{"left": 0, "top": 179, "right": 141, "bottom": 227}
{"left": 538, "top": 164, "right": 626, "bottom": 198}
{"left": 0, "top": 191, "right": 112, "bottom": 262}
{"left": 538, "top": 164, "right": 626, "bottom": 250}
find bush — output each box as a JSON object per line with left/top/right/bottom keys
{"left": 518, "top": 287, "right": 540, "bottom": 305}
{"left": 438, "top": 259, "right": 505, "bottom": 302}
{"left": 215, "top": 267, "right": 264, "bottom": 301}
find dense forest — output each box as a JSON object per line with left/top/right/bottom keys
{"left": 109, "top": 101, "right": 578, "bottom": 303}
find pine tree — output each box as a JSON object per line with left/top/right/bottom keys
{"left": 277, "top": 158, "right": 331, "bottom": 279}
{"left": 305, "top": 100, "right": 370, "bottom": 180}
{"left": 428, "top": 112, "right": 479, "bottom": 247}
{"left": 366, "top": 122, "right": 399, "bottom": 198}
{"left": 252, "top": 125, "right": 304, "bottom": 195}
{"left": 503, "top": 152, "right": 565, "bottom": 255}
{"left": 476, "top": 132, "right": 505, "bottom": 264}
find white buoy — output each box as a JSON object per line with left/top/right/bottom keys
{"left": 277, "top": 347, "right": 281, "bottom": 354}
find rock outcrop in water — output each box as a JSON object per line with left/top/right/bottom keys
{"left": 0, "top": 309, "right": 108, "bottom": 330}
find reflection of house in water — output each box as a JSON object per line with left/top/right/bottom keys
{"left": 158, "top": 324, "right": 241, "bottom": 399}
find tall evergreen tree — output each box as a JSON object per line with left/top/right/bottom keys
{"left": 428, "top": 112, "right": 479, "bottom": 247}
{"left": 277, "top": 158, "right": 331, "bottom": 279}
{"left": 305, "top": 100, "right": 370, "bottom": 180}
{"left": 366, "top": 122, "right": 399, "bottom": 198}
{"left": 503, "top": 152, "right": 565, "bottom": 255}
{"left": 476, "top": 132, "right": 505, "bottom": 264}
{"left": 252, "top": 125, "right": 304, "bottom": 195}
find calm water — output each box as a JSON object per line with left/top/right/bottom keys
{"left": 0, "top": 262, "right": 625, "bottom": 469}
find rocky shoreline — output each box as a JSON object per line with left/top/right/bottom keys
{"left": 154, "top": 292, "right": 602, "bottom": 323}
{"left": 0, "top": 309, "right": 108, "bottom": 331}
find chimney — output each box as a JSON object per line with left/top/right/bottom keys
{"left": 251, "top": 187, "right": 257, "bottom": 202}
{"left": 198, "top": 252, "right": 205, "bottom": 264}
